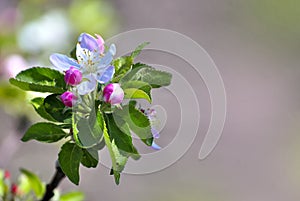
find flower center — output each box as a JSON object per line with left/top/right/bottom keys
{"left": 79, "top": 51, "right": 100, "bottom": 74}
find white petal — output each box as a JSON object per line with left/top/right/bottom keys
{"left": 77, "top": 74, "right": 97, "bottom": 95}
{"left": 76, "top": 43, "right": 88, "bottom": 64}
{"left": 109, "top": 44, "right": 116, "bottom": 55}
{"left": 96, "top": 65, "right": 115, "bottom": 84}
{"left": 49, "top": 53, "right": 80, "bottom": 72}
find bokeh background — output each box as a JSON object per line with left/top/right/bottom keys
{"left": 1, "top": 0, "right": 300, "bottom": 200}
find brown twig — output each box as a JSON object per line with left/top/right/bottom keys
{"left": 40, "top": 161, "right": 65, "bottom": 201}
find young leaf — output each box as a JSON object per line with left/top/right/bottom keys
{"left": 44, "top": 94, "right": 72, "bottom": 123}
{"left": 122, "top": 80, "right": 152, "bottom": 91}
{"left": 112, "top": 42, "right": 149, "bottom": 82}
{"left": 21, "top": 122, "right": 67, "bottom": 143}
{"left": 58, "top": 143, "right": 83, "bottom": 185}
{"left": 123, "top": 88, "right": 151, "bottom": 103}
{"left": 102, "top": 119, "right": 128, "bottom": 185}
{"left": 31, "top": 97, "right": 57, "bottom": 122}
{"left": 20, "top": 168, "right": 45, "bottom": 199}
{"left": 104, "top": 113, "right": 140, "bottom": 158}
{"left": 9, "top": 67, "right": 66, "bottom": 93}
{"left": 72, "top": 104, "right": 104, "bottom": 148}
{"left": 130, "top": 42, "right": 150, "bottom": 58}
{"left": 112, "top": 56, "right": 133, "bottom": 82}
{"left": 122, "top": 81, "right": 152, "bottom": 103}
{"left": 109, "top": 141, "right": 128, "bottom": 185}
{"left": 120, "top": 64, "right": 172, "bottom": 88}
{"left": 81, "top": 148, "right": 99, "bottom": 168}
{"left": 115, "top": 101, "right": 153, "bottom": 146}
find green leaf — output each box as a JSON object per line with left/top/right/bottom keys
{"left": 92, "top": 139, "right": 105, "bottom": 150}
{"left": 9, "top": 67, "right": 66, "bottom": 93}
{"left": 109, "top": 140, "right": 128, "bottom": 185}
{"left": 104, "top": 113, "right": 140, "bottom": 158}
{"left": 122, "top": 80, "right": 151, "bottom": 91}
{"left": 31, "top": 97, "right": 56, "bottom": 122}
{"left": 72, "top": 103, "right": 104, "bottom": 148}
{"left": 123, "top": 88, "right": 151, "bottom": 103}
{"left": 0, "top": 171, "right": 4, "bottom": 197}
{"left": 21, "top": 122, "right": 67, "bottom": 143}
{"left": 115, "top": 101, "right": 153, "bottom": 146}
{"left": 112, "top": 56, "right": 133, "bottom": 82}
{"left": 44, "top": 94, "right": 72, "bottom": 123}
{"left": 122, "top": 80, "right": 152, "bottom": 103}
{"left": 102, "top": 119, "right": 128, "bottom": 185}
{"left": 112, "top": 42, "right": 149, "bottom": 83}
{"left": 20, "top": 169, "right": 45, "bottom": 199}
{"left": 120, "top": 64, "right": 172, "bottom": 88}
{"left": 60, "top": 191, "right": 85, "bottom": 201}
{"left": 130, "top": 42, "right": 149, "bottom": 58}
{"left": 58, "top": 143, "right": 83, "bottom": 185}
{"left": 81, "top": 148, "right": 99, "bottom": 168}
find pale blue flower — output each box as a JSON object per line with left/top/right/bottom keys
{"left": 50, "top": 33, "right": 116, "bottom": 95}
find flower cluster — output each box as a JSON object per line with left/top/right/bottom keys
{"left": 50, "top": 33, "right": 124, "bottom": 107}
{"left": 10, "top": 32, "right": 172, "bottom": 186}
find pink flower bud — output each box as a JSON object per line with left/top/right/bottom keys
{"left": 60, "top": 91, "right": 77, "bottom": 107}
{"left": 4, "top": 170, "right": 10, "bottom": 179}
{"left": 103, "top": 83, "right": 124, "bottom": 105}
{"left": 11, "top": 183, "right": 18, "bottom": 195}
{"left": 64, "top": 67, "right": 82, "bottom": 86}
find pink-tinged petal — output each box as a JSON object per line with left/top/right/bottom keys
{"left": 78, "top": 33, "right": 98, "bottom": 52}
{"left": 77, "top": 74, "right": 97, "bottom": 95}
{"left": 50, "top": 53, "right": 80, "bottom": 72}
{"left": 103, "top": 83, "right": 124, "bottom": 105}
{"left": 151, "top": 141, "right": 161, "bottom": 150}
{"left": 109, "top": 84, "right": 124, "bottom": 105}
{"left": 95, "top": 34, "right": 105, "bottom": 54}
{"left": 103, "top": 83, "right": 114, "bottom": 102}
{"left": 97, "top": 65, "right": 115, "bottom": 84}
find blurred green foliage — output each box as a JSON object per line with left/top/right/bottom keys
{"left": 252, "top": 0, "right": 300, "bottom": 35}
{"left": 0, "top": 0, "right": 119, "bottom": 119}
{"left": 69, "top": 0, "right": 118, "bottom": 37}
{"left": 236, "top": 0, "right": 300, "bottom": 51}
{"left": 0, "top": 168, "right": 84, "bottom": 201}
